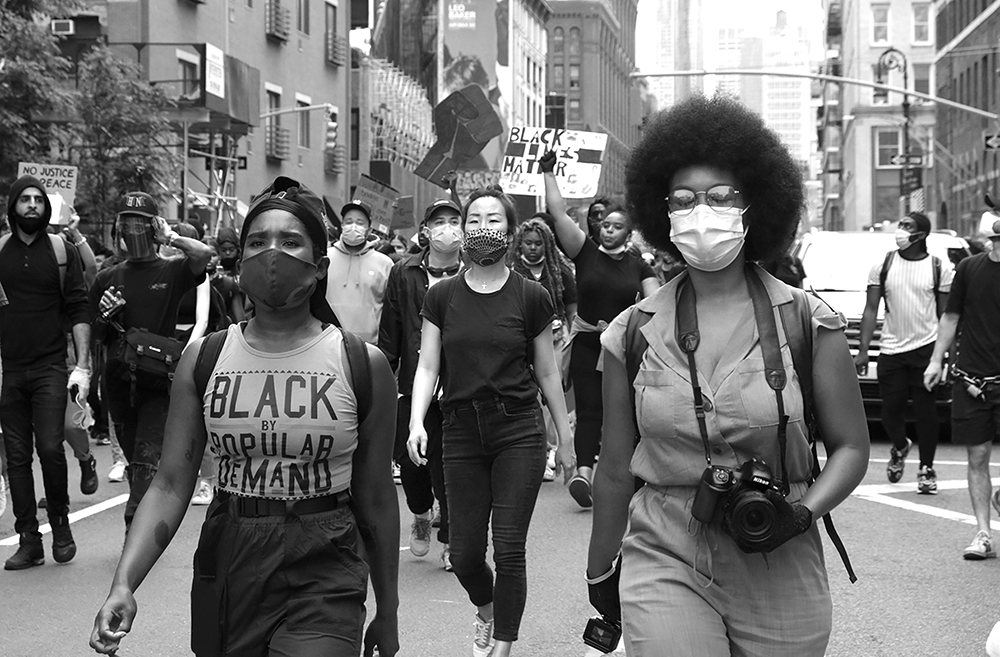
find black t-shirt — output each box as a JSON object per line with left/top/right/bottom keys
{"left": 511, "top": 259, "right": 578, "bottom": 317}
{"left": 573, "top": 238, "right": 656, "bottom": 325}
{"left": 422, "top": 272, "right": 555, "bottom": 405}
{"left": 945, "top": 252, "right": 1000, "bottom": 377}
{"left": 90, "top": 256, "right": 204, "bottom": 340}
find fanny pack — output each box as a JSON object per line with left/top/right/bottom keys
{"left": 109, "top": 323, "right": 184, "bottom": 399}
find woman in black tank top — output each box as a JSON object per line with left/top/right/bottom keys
{"left": 91, "top": 177, "right": 401, "bottom": 657}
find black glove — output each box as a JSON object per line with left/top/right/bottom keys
{"left": 538, "top": 150, "right": 557, "bottom": 174}
{"left": 587, "top": 556, "right": 622, "bottom": 622}
{"left": 723, "top": 489, "right": 813, "bottom": 554}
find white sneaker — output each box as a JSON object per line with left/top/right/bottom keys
{"left": 410, "top": 515, "right": 432, "bottom": 557}
{"left": 108, "top": 461, "right": 126, "bottom": 483}
{"left": 0, "top": 474, "right": 7, "bottom": 518}
{"left": 964, "top": 530, "right": 997, "bottom": 560}
{"left": 191, "top": 479, "right": 214, "bottom": 506}
{"left": 472, "top": 613, "right": 495, "bottom": 657}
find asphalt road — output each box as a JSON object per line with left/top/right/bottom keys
{"left": 2, "top": 440, "right": 999, "bottom": 657}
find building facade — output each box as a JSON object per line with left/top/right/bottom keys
{"left": 934, "top": 0, "right": 1000, "bottom": 236}
{"left": 825, "top": 0, "right": 935, "bottom": 232}
{"left": 639, "top": 0, "right": 703, "bottom": 110}
{"left": 546, "top": 0, "right": 644, "bottom": 197}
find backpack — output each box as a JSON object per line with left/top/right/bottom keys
{"left": 193, "top": 324, "right": 373, "bottom": 424}
{"left": 623, "top": 276, "right": 857, "bottom": 582}
{"left": 878, "top": 250, "right": 942, "bottom": 316}
{"left": 0, "top": 233, "right": 67, "bottom": 290}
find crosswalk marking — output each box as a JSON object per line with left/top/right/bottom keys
{"left": 0, "top": 493, "right": 128, "bottom": 547}
{"left": 853, "top": 477, "right": 1000, "bottom": 531}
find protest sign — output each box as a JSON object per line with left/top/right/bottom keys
{"left": 353, "top": 174, "right": 398, "bottom": 235}
{"left": 17, "top": 162, "right": 78, "bottom": 206}
{"left": 499, "top": 128, "right": 607, "bottom": 198}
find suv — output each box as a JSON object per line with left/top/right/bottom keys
{"left": 795, "top": 230, "right": 971, "bottom": 427}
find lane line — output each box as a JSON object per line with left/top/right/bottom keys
{"left": 853, "top": 477, "right": 1000, "bottom": 496}
{"left": 0, "top": 494, "right": 129, "bottom": 547}
{"left": 856, "top": 493, "right": 1000, "bottom": 532}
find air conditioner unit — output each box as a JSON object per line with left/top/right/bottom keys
{"left": 51, "top": 19, "right": 75, "bottom": 36}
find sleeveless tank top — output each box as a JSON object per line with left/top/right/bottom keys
{"left": 203, "top": 324, "right": 359, "bottom": 500}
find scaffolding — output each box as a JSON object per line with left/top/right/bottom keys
{"left": 365, "top": 57, "right": 435, "bottom": 170}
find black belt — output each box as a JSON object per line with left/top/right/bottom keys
{"left": 217, "top": 489, "right": 352, "bottom": 517}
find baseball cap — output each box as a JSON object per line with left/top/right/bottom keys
{"left": 341, "top": 199, "right": 373, "bottom": 223}
{"left": 423, "top": 198, "right": 462, "bottom": 224}
{"left": 117, "top": 192, "right": 159, "bottom": 218}
{"left": 980, "top": 211, "right": 1000, "bottom": 238}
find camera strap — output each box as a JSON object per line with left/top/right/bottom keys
{"left": 675, "top": 266, "right": 790, "bottom": 493}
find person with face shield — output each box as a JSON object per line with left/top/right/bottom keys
{"left": 89, "top": 192, "right": 212, "bottom": 533}
{"left": 379, "top": 198, "right": 464, "bottom": 572}
{"left": 855, "top": 211, "right": 951, "bottom": 494}
{"left": 0, "top": 175, "right": 93, "bottom": 571}
{"left": 406, "top": 186, "right": 576, "bottom": 657}
{"left": 324, "top": 200, "right": 394, "bottom": 344}
{"left": 90, "top": 175, "right": 400, "bottom": 657}
{"left": 584, "top": 95, "right": 870, "bottom": 657}
{"left": 540, "top": 153, "right": 660, "bottom": 509}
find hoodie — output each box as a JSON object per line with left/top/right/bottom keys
{"left": 6, "top": 175, "right": 53, "bottom": 226}
{"left": 324, "top": 238, "right": 394, "bottom": 344}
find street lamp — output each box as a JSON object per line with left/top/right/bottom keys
{"left": 876, "top": 46, "right": 915, "bottom": 213}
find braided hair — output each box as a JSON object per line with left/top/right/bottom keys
{"left": 509, "top": 217, "right": 568, "bottom": 320}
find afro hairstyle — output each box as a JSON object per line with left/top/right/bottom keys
{"left": 625, "top": 94, "right": 804, "bottom": 263}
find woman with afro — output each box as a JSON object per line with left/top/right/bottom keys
{"left": 584, "top": 95, "right": 870, "bottom": 656}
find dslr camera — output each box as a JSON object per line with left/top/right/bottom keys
{"left": 691, "top": 459, "right": 783, "bottom": 549}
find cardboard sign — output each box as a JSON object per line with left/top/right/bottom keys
{"left": 499, "top": 128, "right": 607, "bottom": 198}
{"left": 353, "top": 174, "right": 398, "bottom": 235}
{"left": 17, "top": 162, "right": 78, "bottom": 206}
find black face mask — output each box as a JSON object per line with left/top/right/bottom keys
{"left": 220, "top": 255, "right": 239, "bottom": 270}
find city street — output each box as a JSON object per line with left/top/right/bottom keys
{"left": 2, "top": 440, "right": 1000, "bottom": 657}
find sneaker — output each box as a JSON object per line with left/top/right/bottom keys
{"left": 569, "top": 467, "right": 593, "bottom": 508}
{"left": 917, "top": 466, "right": 938, "bottom": 494}
{"left": 886, "top": 438, "right": 912, "bottom": 483}
{"left": 472, "top": 613, "right": 495, "bottom": 657}
{"left": 542, "top": 464, "right": 556, "bottom": 482}
{"left": 91, "top": 431, "right": 111, "bottom": 447}
{"left": 963, "top": 530, "right": 997, "bottom": 560}
{"left": 108, "top": 461, "right": 126, "bottom": 483}
{"left": 392, "top": 462, "right": 402, "bottom": 485}
{"left": 191, "top": 479, "right": 214, "bottom": 506}
{"left": 51, "top": 517, "right": 76, "bottom": 564}
{"left": 80, "top": 454, "right": 98, "bottom": 495}
{"left": 431, "top": 505, "right": 442, "bottom": 528}
{"left": 441, "top": 545, "right": 453, "bottom": 572}
{"left": 4, "top": 536, "right": 44, "bottom": 571}
{"left": 409, "top": 515, "right": 432, "bottom": 557}
{"left": 0, "top": 474, "right": 7, "bottom": 519}
{"left": 546, "top": 448, "right": 557, "bottom": 471}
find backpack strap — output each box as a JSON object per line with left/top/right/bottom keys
{"left": 48, "top": 234, "right": 67, "bottom": 292}
{"left": 877, "top": 250, "right": 894, "bottom": 314}
{"left": 624, "top": 305, "right": 653, "bottom": 432}
{"left": 194, "top": 328, "right": 232, "bottom": 400}
{"left": 341, "top": 328, "right": 373, "bottom": 424}
{"left": 777, "top": 288, "right": 858, "bottom": 584}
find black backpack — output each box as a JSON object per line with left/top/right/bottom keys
{"left": 193, "top": 325, "right": 373, "bottom": 423}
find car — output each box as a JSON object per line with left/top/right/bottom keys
{"left": 794, "top": 230, "right": 972, "bottom": 432}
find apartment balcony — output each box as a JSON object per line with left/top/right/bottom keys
{"left": 324, "top": 145, "right": 347, "bottom": 174}
{"left": 325, "top": 31, "right": 348, "bottom": 67}
{"left": 265, "top": 125, "right": 290, "bottom": 160}
{"left": 265, "top": 0, "right": 291, "bottom": 42}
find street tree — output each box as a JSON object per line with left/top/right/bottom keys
{"left": 73, "top": 45, "right": 176, "bottom": 238}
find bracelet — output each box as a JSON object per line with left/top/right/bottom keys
{"left": 73, "top": 238, "right": 86, "bottom": 246}
{"left": 585, "top": 558, "right": 619, "bottom": 585}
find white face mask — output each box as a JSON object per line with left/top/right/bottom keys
{"left": 428, "top": 224, "right": 462, "bottom": 253}
{"left": 895, "top": 228, "right": 917, "bottom": 250}
{"left": 341, "top": 223, "right": 367, "bottom": 247}
{"left": 668, "top": 204, "right": 747, "bottom": 272}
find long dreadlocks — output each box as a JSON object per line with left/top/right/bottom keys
{"left": 508, "top": 217, "right": 569, "bottom": 321}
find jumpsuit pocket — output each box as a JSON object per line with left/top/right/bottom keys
{"left": 190, "top": 508, "right": 231, "bottom": 657}
{"left": 737, "top": 359, "right": 803, "bottom": 429}
{"left": 634, "top": 369, "right": 677, "bottom": 440}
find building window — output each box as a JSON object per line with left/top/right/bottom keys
{"left": 553, "top": 65, "right": 564, "bottom": 89}
{"left": 910, "top": 62, "right": 930, "bottom": 97}
{"left": 179, "top": 58, "right": 199, "bottom": 97}
{"left": 569, "top": 27, "right": 581, "bottom": 57}
{"left": 569, "top": 64, "right": 580, "bottom": 89}
{"left": 267, "top": 90, "right": 281, "bottom": 128}
{"left": 297, "top": 0, "right": 310, "bottom": 34}
{"left": 872, "top": 64, "right": 888, "bottom": 103}
{"left": 553, "top": 27, "right": 564, "bottom": 54}
{"left": 568, "top": 98, "right": 580, "bottom": 122}
{"left": 297, "top": 101, "right": 310, "bottom": 148}
{"left": 912, "top": 3, "right": 930, "bottom": 43}
{"left": 875, "top": 128, "right": 901, "bottom": 167}
{"left": 872, "top": 5, "right": 889, "bottom": 44}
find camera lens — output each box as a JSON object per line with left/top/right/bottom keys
{"left": 729, "top": 492, "right": 776, "bottom": 545}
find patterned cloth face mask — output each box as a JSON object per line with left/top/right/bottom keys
{"left": 463, "top": 228, "right": 509, "bottom": 266}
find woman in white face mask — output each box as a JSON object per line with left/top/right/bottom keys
{"left": 585, "top": 95, "right": 870, "bottom": 657}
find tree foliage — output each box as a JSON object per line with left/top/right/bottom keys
{"left": 0, "top": 0, "right": 81, "bottom": 194}
{"left": 74, "top": 45, "right": 176, "bottom": 234}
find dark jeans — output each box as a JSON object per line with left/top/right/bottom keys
{"left": 878, "top": 343, "right": 939, "bottom": 467}
{"left": 442, "top": 397, "right": 547, "bottom": 642}
{"left": 0, "top": 363, "right": 70, "bottom": 536}
{"left": 106, "top": 377, "right": 169, "bottom": 528}
{"left": 395, "top": 396, "right": 449, "bottom": 543}
{"left": 570, "top": 334, "right": 603, "bottom": 468}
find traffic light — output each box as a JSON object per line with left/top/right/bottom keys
{"left": 325, "top": 108, "right": 338, "bottom": 154}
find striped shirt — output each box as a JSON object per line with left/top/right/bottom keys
{"left": 868, "top": 253, "right": 953, "bottom": 355}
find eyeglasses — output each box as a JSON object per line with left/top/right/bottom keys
{"left": 666, "top": 186, "right": 743, "bottom": 216}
